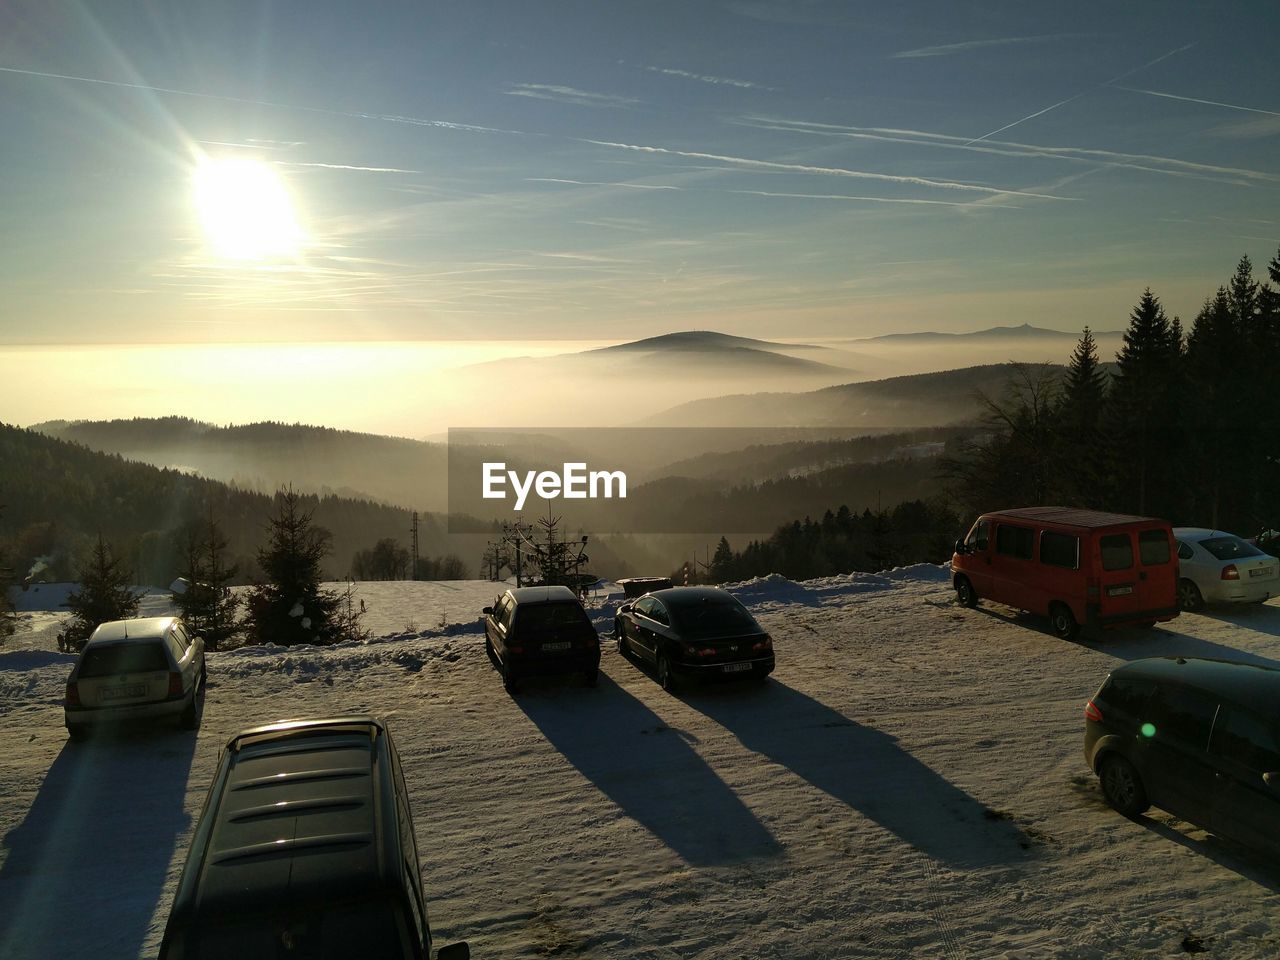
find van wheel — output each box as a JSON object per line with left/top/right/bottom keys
{"left": 1049, "top": 603, "right": 1079, "bottom": 641}
{"left": 1100, "top": 755, "right": 1149, "bottom": 817}
{"left": 1178, "top": 579, "right": 1204, "bottom": 612}
{"left": 954, "top": 576, "right": 978, "bottom": 608}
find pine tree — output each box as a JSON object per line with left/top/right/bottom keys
{"left": 173, "top": 508, "right": 240, "bottom": 649}
{"left": 1056, "top": 327, "right": 1110, "bottom": 507}
{"left": 710, "top": 536, "right": 735, "bottom": 582}
{"left": 243, "top": 488, "right": 356, "bottom": 647}
{"left": 0, "top": 503, "right": 15, "bottom": 641}
{"left": 57, "top": 534, "right": 141, "bottom": 652}
{"left": 1108, "top": 289, "right": 1180, "bottom": 516}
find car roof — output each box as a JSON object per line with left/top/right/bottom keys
{"left": 86, "top": 616, "right": 179, "bottom": 646}
{"left": 507, "top": 585, "right": 579, "bottom": 604}
{"left": 617, "top": 577, "right": 672, "bottom": 585}
{"left": 1172, "top": 527, "right": 1234, "bottom": 540}
{"left": 189, "top": 717, "right": 392, "bottom": 919}
{"left": 647, "top": 586, "right": 737, "bottom": 605}
{"left": 986, "top": 506, "right": 1162, "bottom": 529}
{"left": 1111, "top": 657, "right": 1280, "bottom": 715}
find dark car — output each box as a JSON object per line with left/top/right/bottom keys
{"left": 483, "top": 585, "right": 601, "bottom": 693}
{"left": 1084, "top": 657, "right": 1280, "bottom": 858}
{"left": 615, "top": 586, "right": 774, "bottom": 691}
{"left": 159, "top": 717, "right": 470, "bottom": 960}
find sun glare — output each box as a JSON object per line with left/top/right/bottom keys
{"left": 193, "top": 157, "right": 303, "bottom": 260}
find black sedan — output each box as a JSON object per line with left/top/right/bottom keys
{"left": 614, "top": 586, "right": 774, "bottom": 691}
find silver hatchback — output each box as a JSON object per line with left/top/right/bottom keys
{"left": 64, "top": 616, "right": 206, "bottom": 739}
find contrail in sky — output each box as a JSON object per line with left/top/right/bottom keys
{"left": 964, "top": 42, "right": 1197, "bottom": 145}
{"left": 1113, "top": 86, "right": 1280, "bottom": 118}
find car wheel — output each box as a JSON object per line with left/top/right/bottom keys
{"left": 584, "top": 668, "right": 599, "bottom": 687}
{"left": 1100, "top": 755, "right": 1149, "bottom": 817}
{"left": 1178, "top": 579, "right": 1204, "bottom": 612}
{"left": 180, "top": 692, "right": 199, "bottom": 730}
{"left": 1049, "top": 602, "right": 1079, "bottom": 641}
{"left": 616, "top": 625, "right": 630, "bottom": 658}
{"left": 954, "top": 576, "right": 978, "bottom": 608}
{"left": 485, "top": 637, "right": 496, "bottom": 662}
{"left": 657, "top": 653, "right": 678, "bottom": 693}
{"left": 502, "top": 663, "right": 518, "bottom": 694}
{"left": 67, "top": 726, "right": 87, "bottom": 743}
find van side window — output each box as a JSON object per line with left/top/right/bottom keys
{"left": 995, "top": 524, "right": 1033, "bottom": 560}
{"left": 1100, "top": 534, "right": 1134, "bottom": 571}
{"left": 1146, "top": 686, "right": 1219, "bottom": 751}
{"left": 1139, "top": 530, "right": 1171, "bottom": 565}
{"left": 965, "top": 519, "right": 990, "bottom": 551}
{"left": 1212, "top": 708, "right": 1280, "bottom": 773}
{"left": 1039, "top": 531, "right": 1079, "bottom": 569}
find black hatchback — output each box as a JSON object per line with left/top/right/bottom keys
{"left": 1084, "top": 656, "right": 1280, "bottom": 858}
{"left": 483, "top": 586, "right": 601, "bottom": 693}
{"left": 615, "top": 586, "right": 775, "bottom": 691}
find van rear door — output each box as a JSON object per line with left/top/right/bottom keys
{"left": 1095, "top": 530, "right": 1144, "bottom": 622}
{"left": 1135, "top": 526, "right": 1178, "bottom": 616}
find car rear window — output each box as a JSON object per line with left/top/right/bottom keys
{"left": 515, "top": 602, "right": 590, "bottom": 634}
{"left": 78, "top": 642, "right": 169, "bottom": 678}
{"left": 1198, "top": 536, "right": 1264, "bottom": 561}
{"left": 1100, "top": 534, "right": 1133, "bottom": 571}
{"left": 667, "top": 598, "right": 761, "bottom": 640}
{"left": 1138, "top": 530, "right": 1171, "bottom": 565}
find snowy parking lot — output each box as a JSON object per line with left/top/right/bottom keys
{"left": 2, "top": 569, "right": 1279, "bottom": 958}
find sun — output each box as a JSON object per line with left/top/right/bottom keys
{"left": 192, "top": 157, "right": 304, "bottom": 260}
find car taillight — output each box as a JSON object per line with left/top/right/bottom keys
{"left": 65, "top": 681, "right": 80, "bottom": 707}
{"left": 1222, "top": 565, "right": 1240, "bottom": 581}
{"left": 508, "top": 645, "right": 525, "bottom": 655}
{"left": 1084, "top": 700, "right": 1103, "bottom": 722}
{"left": 168, "top": 672, "right": 183, "bottom": 696}
{"left": 753, "top": 636, "right": 773, "bottom": 651}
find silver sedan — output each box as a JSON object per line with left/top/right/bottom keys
{"left": 1173, "top": 527, "right": 1280, "bottom": 610}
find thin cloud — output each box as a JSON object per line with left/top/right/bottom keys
{"left": 736, "top": 115, "right": 1279, "bottom": 185}
{"left": 576, "top": 138, "right": 1074, "bottom": 200}
{"left": 283, "top": 161, "right": 423, "bottom": 174}
{"left": 1113, "top": 86, "right": 1280, "bottom": 119}
{"left": 643, "top": 66, "right": 773, "bottom": 90}
{"left": 504, "top": 83, "right": 639, "bottom": 108}
{"left": 965, "top": 43, "right": 1197, "bottom": 145}
{"left": 530, "top": 176, "right": 981, "bottom": 207}
{"left": 892, "top": 34, "right": 1090, "bottom": 59}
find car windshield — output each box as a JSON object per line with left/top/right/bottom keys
{"left": 78, "top": 642, "right": 169, "bottom": 678}
{"left": 516, "top": 602, "right": 589, "bottom": 634}
{"left": 668, "top": 598, "right": 762, "bottom": 640}
{"left": 1198, "top": 536, "right": 1264, "bottom": 561}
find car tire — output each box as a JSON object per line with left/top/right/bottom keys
{"left": 616, "top": 626, "right": 629, "bottom": 658}
{"left": 502, "top": 664, "right": 518, "bottom": 695}
{"left": 955, "top": 576, "right": 978, "bottom": 608}
{"left": 657, "top": 653, "right": 677, "bottom": 693}
{"left": 1049, "top": 602, "right": 1079, "bottom": 641}
{"left": 180, "top": 692, "right": 199, "bottom": 730}
{"left": 1178, "top": 579, "right": 1204, "bottom": 612}
{"left": 67, "top": 726, "right": 87, "bottom": 743}
{"left": 1100, "top": 755, "right": 1149, "bottom": 817}
{"left": 584, "top": 668, "right": 599, "bottom": 687}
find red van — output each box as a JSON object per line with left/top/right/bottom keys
{"left": 951, "top": 507, "right": 1180, "bottom": 640}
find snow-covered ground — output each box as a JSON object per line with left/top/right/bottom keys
{"left": 2, "top": 570, "right": 1279, "bottom": 959}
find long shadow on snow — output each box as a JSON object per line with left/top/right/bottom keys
{"left": 682, "top": 680, "right": 1033, "bottom": 869}
{"left": 514, "top": 673, "right": 782, "bottom": 868}
{"left": 0, "top": 727, "right": 197, "bottom": 960}
{"left": 1191, "top": 601, "right": 1280, "bottom": 639}
{"left": 970, "top": 605, "right": 1280, "bottom": 668}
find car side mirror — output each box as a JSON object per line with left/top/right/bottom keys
{"left": 482, "top": 606, "right": 493, "bottom": 616}
{"left": 1264, "top": 771, "right": 1280, "bottom": 791}
{"left": 619, "top": 602, "right": 633, "bottom": 614}
{"left": 953, "top": 539, "right": 967, "bottom": 556}
{"left": 438, "top": 943, "right": 470, "bottom": 960}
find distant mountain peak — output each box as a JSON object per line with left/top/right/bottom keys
{"left": 590, "top": 330, "right": 819, "bottom": 353}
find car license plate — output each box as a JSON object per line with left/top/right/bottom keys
{"left": 100, "top": 683, "right": 146, "bottom": 701}
{"left": 1107, "top": 585, "right": 1133, "bottom": 597}
{"left": 542, "top": 641, "right": 571, "bottom": 652}
{"left": 722, "top": 662, "right": 753, "bottom": 673}
{"left": 1250, "top": 567, "right": 1273, "bottom": 578}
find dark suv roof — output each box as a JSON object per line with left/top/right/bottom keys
{"left": 176, "top": 717, "right": 395, "bottom": 919}
{"left": 1111, "top": 657, "right": 1280, "bottom": 714}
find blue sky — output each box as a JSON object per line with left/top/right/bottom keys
{"left": 1, "top": 0, "right": 1278, "bottom": 345}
